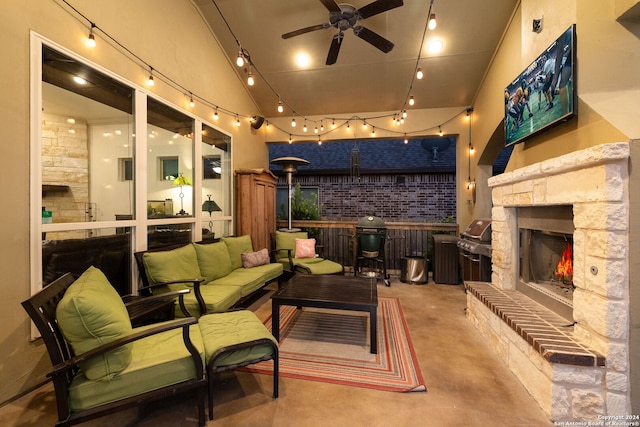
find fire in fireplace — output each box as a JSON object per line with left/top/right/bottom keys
{"left": 517, "top": 205, "right": 575, "bottom": 321}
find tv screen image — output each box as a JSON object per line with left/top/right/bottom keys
{"left": 504, "top": 24, "right": 576, "bottom": 147}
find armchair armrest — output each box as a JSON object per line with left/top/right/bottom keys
{"left": 48, "top": 317, "right": 203, "bottom": 379}
{"left": 140, "top": 279, "right": 206, "bottom": 317}
{"left": 124, "top": 289, "right": 191, "bottom": 318}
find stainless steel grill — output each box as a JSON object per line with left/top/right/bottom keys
{"left": 458, "top": 218, "right": 492, "bottom": 282}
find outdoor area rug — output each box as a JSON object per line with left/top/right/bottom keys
{"left": 240, "top": 297, "right": 427, "bottom": 393}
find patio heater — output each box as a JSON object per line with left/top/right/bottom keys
{"left": 270, "top": 156, "right": 309, "bottom": 232}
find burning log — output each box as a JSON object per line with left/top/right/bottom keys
{"left": 554, "top": 242, "right": 573, "bottom": 284}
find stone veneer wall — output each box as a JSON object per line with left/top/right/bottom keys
{"left": 42, "top": 113, "right": 89, "bottom": 232}
{"left": 466, "top": 143, "right": 631, "bottom": 421}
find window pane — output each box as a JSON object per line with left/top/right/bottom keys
{"left": 201, "top": 123, "right": 232, "bottom": 238}
{"left": 42, "top": 45, "right": 135, "bottom": 223}
{"left": 42, "top": 228, "right": 132, "bottom": 296}
{"left": 147, "top": 98, "right": 194, "bottom": 218}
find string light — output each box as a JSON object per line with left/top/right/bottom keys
{"left": 277, "top": 98, "right": 284, "bottom": 113}
{"left": 86, "top": 23, "right": 96, "bottom": 48}
{"left": 404, "top": 133, "right": 408, "bottom": 144}
{"left": 147, "top": 67, "right": 154, "bottom": 86}
{"left": 189, "top": 93, "right": 195, "bottom": 108}
{"left": 439, "top": 125, "right": 443, "bottom": 137}
{"left": 318, "top": 136, "right": 322, "bottom": 145}
{"left": 409, "top": 95, "right": 415, "bottom": 106}
{"left": 416, "top": 68, "right": 423, "bottom": 79}
{"left": 320, "top": 121, "right": 324, "bottom": 131}
{"left": 371, "top": 126, "right": 375, "bottom": 136}
{"left": 288, "top": 134, "right": 293, "bottom": 144}
{"left": 247, "top": 69, "right": 254, "bottom": 86}
{"left": 303, "top": 120, "right": 307, "bottom": 132}
{"left": 291, "top": 117, "right": 296, "bottom": 127}
{"left": 235, "top": 115, "right": 241, "bottom": 126}
{"left": 331, "top": 119, "right": 336, "bottom": 129}
{"left": 236, "top": 49, "right": 245, "bottom": 67}
{"left": 428, "top": 13, "right": 437, "bottom": 30}
{"left": 314, "top": 126, "right": 318, "bottom": 134}
{"left": 213, "top": 107, "right": 219, "bottom": 120}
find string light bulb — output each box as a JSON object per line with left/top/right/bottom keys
{"left": 404, "top": 133, "right": 408, "bottom": 144}
{"left": 318, "top": 136, "right": 322, "bottom": 145}
{"left": 439, "top": 126, "right": 443, "bottom": 137}
{"left": 147, "top": 68, "right": 154, "bottom": 86}
{"left": 402, "top": 110, "right": 408, "bottom": 119}
{"left": 409, "top": 95, "right": 415, "bottom": 106}
{"left": 371, "top": 127, "right": 375, "bottom": 136}
{"left": 213, "top": 107, "right": 219, "bottom": 120}
{"left": 416, "top": 68, "right": 424, "bottom": 80}
{"left": 428, "top": 13, "right": 437, "bottom": 30}
{"left": 235, "top": 115, "right": 241, "bottom": 127}
{"left": 291, "top": 117, "right": 296, "bottom": 127}
{"left": 86, "top": 24, "right": 96, "bottom": 48}
{"left": 331, "top": 119, "right": 336, "bottom": 129}
{"left": 189, "top": 94, "right": 195, "bottom": 108}
{"left": 288, "top": 134, "right": 293, "bottom": 144}
{"left": 247, "top": 69, "right": 254, "bottom": 86}
{"left": 277, "top": 98, "right": 284, "bottom": 113}
{"left": 236, "top": 49, "right": 245, "bottom": 67}
{"left": 303, "top": 120, "right": 308, "bottom": 132}
{"left": 469, "top": 144, "right": 475, "bottom": 155}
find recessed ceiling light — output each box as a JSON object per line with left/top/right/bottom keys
{"left": 427, "top": 39, "right": 444, "bottom": 54}
{"left": 295, "top": 52, "right": 311, "bottom": 68}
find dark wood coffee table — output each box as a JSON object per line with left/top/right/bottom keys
{"left": 271, "top": 274, "right": 379, "bottom": 354}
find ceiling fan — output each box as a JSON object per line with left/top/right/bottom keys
{"left": 282, "top": 0, "right": 404, "bottom": 65}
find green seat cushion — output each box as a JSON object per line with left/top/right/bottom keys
{"left": 221, "top": 235, "right": 254, "bottom": 270}
{"left": 68, "top": 323, "right": 204, "bottom": 410}
{"left": 193, "top": 241, "right": 233, "bottom": 281}
{"left": 209, "top": 263, "right": 282, "bottom": 296}
{"left": 294, "top": 258, "right": 343, "bottom": 275}
{"left": 56, "top": 266, "right": 133, "bottom": 381}
{"left": 176, "top": 284, "right": 242, "bottom": 317}
{"left": 142, "top": 244, "right": 201, "bottom": 290}
{"left": 274, "top": 230, "right": 308, "bottom": 259}
{"left": 199, "top": 311, "right": 276, "bottom": 368}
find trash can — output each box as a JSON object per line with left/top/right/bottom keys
{"left": 432, "top": 234, "right": 460, "bottom": 285}
{"left": 400, "top": 256, "right": 428, "bottom": 284}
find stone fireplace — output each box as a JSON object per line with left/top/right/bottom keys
{"left": 465, "top": 143, "right": 630, "bottom": 421}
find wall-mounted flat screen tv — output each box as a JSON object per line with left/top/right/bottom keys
{"left": 504, "top": 24, "right": 576, "bottom": 147}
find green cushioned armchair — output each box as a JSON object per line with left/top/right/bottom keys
{"left": 272, "top": 230, "right": 343, "bottom": 275}
{"left": 22, "top": 270, "right": 207, "bottom": 427}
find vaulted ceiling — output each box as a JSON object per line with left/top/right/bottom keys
{"left": 192, "top": 0, "right": 519, "bottom": 117}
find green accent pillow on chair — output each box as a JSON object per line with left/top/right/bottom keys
{"left": 194, "top": 241, "right": 233, "bottom": 282}
{"left": 56, "top": 266, "right": 133, "bottom": 381}
{"left": 221, "top": 235, "right": 254, "bottom": 270}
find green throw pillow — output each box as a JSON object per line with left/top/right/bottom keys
{"left": 274, "top": 230, "right": 308, "bottom": 259}
{"left": 194, "top": 241, "right": 233, "bottom": 281}
{"left": 56, "top": 266, "right": 133, "bottom": 381}
{"left": 142, "top": 244, "right": 201, "bottom": 285}
{"left": 221, "top": 235, "right": 254, "bottom": 270}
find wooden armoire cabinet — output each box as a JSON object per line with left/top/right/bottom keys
{"left": 235, "top": 169, "right": 277, "bottom": 251}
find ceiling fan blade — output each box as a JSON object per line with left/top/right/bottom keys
{"left": 319, "top": 0, "right": 341, "bottom": 13}
{"left": 354, "top": 26, "right": 394, "bottom": 53}
{"left": 282, "top": 24, "right": 327, "bottom": 39}
{"left": 326, "top": 34, "right": 342, "bottom": 65}
{"left": 357, "top": 0, "right": 404, "bottom": 19}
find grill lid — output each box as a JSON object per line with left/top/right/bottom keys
{"left": 356, "top": 215, "right": 386, "bottom": 230}
{"left": 462, "top": 218, "right": 492, "bottom": 242}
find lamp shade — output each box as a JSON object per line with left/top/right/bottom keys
{"left": 172, "top": 173, "right": 191, "bottom": 186}
{"left": 202, "top": 195, "right": 222, "bottom": 215}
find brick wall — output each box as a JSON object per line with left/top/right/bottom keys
{"left": 284, "top": 173, "right": 456, "bottom": 221}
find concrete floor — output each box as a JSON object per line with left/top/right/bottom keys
{"left": 0, "top": 276, "right": 553, "bottom": 427}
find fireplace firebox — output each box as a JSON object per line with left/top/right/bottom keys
{"left": 517, "top": 205, "right": 574, "bottom": 321}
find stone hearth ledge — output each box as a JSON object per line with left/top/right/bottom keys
{"left": 465, "top": 281, "right": 605, "bottom": 367}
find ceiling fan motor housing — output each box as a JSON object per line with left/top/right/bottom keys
{"left": 330, "top": 4, "right": 359, "bottom": 31}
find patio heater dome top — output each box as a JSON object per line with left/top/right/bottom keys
{"left": 270, "top": 157, "right": 309, "bottom": 174}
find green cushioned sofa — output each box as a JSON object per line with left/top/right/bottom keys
{"left": 136, "top": 236, "right": 283, "bottom": 317}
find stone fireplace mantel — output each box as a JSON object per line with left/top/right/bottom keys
{"left": 466, "top": 142, "right": 630, "bottom": 422}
